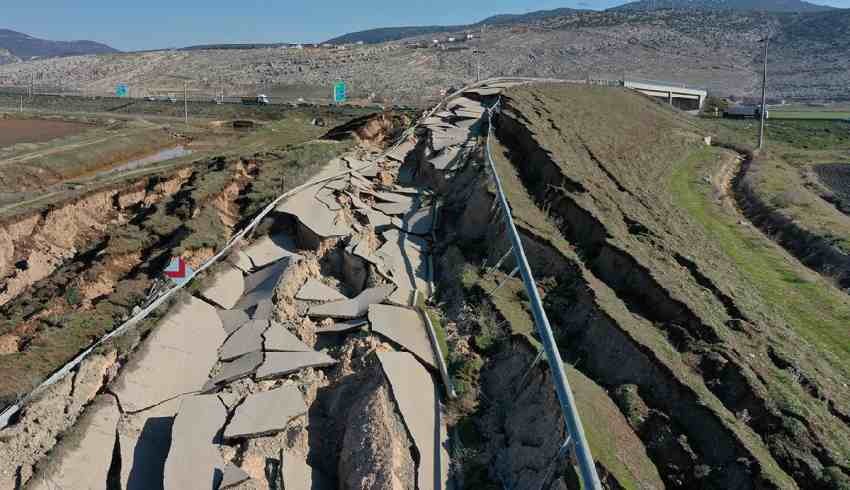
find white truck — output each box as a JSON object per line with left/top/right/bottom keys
{"left": 242, "top": 94, "right": 271, "bottom": 105}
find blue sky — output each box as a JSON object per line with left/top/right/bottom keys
{"left": 4, "top": 0, "right": 848, "bottom": 51}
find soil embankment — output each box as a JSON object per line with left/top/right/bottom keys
{"left": 419, "top": 84, "right": 850, "bottom": 489}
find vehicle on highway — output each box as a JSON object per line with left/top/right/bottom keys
{"left": 242, "top": 94, "right": 271, "bottom": 105}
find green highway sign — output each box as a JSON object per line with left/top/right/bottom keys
{"left": 333, "top": 81, "right": 347, "bottom": 103}
{"left": 116, "top": 83, "right": 129, "bottom": 97}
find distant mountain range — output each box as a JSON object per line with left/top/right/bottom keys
{"left": 613, "top": 0, "right": 834, "bottom": 12}
{"left": 325, "top": 8, "right": 585, "bottom": 45}
{"left": 325, "top": 0, "right": 836, "bottom": 44}
{"left": 0, "top": 29, "right": 117, "bottom": 63}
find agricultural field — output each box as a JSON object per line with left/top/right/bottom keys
{"left": 702, "top": 116, "right": 850, "bottom": 288}
{"left": 0, "top": 118, "right": 91, "bottom": 147}
{"left": 814, "top": 163, "right": 850, "bottom": 214}
{"left": 770, "top": 102, "right": 850, "bottom": 120}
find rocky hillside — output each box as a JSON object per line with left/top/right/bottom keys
{"left": 0, "top": 29, "right": 117, "bottom": 64}
{"left": 0, "top": 8, "right": 848, "bottom": 102}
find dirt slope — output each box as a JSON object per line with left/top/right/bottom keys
{"left": 427, "top": 83, "right": 849, "bottom": 489}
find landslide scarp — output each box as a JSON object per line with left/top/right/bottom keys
{"left": 429, "top": 83, "right": 850, "bottom": 489}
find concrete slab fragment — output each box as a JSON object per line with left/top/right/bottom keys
{"left": 280, "top": 450, "right": 332, "bottom": 490}
{"left": 243, "top": 259, "right": 289, "bottom": 293}
{"left": 118, "top": 397, "right": 181, "bottom": 490}
{"left": 353, "top": 164, "right": 379, "bottom": 178}
{"left": 244, "top": 232, "right": 301, "bottom": 268}
{"left": 230, "top": 250, "right": 254, "bottom": 273}
{"left": 296, "top": 278, "right": 347, "bottom": 302}
{"left": 374, "top": 200, "right": 416, "bottom": 216}
{"left": 359, "top": 208, "right": 393, "bottom": 229}
{"left": 164, "top": 395, "right": 227, "bottom": 490}
{"left": 316, "top": 187, "right": 342, "bottom": 211}
{"left": 255, "top": 351, "right": 337, "bottom": 380}
{"left": 201, "top": 266, "right": 245, "bottom": 310}
{"left": 323, "top": 177, "right": 349, "bottom": 191}
{"left": 223, "top": 385, "right": 307, "bottom": 439}
{"left": 112, "top": 297, "right": 226, "bottom": 412}
{"left": 236, "top": 259, "right": 293, "bottom": 311}
{"left": 377, "top": 352, "right": 442, "bottom": 490}
{"left": 252, "top": 298, "right": 274, "bottom": 322}
{"left": 264, "top": 321, "right": 313, "bottom": 352}
{"left": 217, "top": 308, "right": 250, "bottom": 335}
{"left": 278, "top": 186, "right": 352, "bottom": 238}
{"left": 221, "top": 464, "right": 251, "bottom": 489}
{"left": 374, "top": 190, "right": 415, "bottom": 204}
{"left": 387, "top": 138, "right": 416, "bottom": 162}
{"left": 316, "top": 318, "right": 368, "bottom": 334}
{"left": 369, "top": 304, "right": 436, "bottom": 370}
{"left": 204, "top": 350, "right": 263, "bottom": 391}
{"left": 220, "top": 320, "right": 268, "bottom": 361}
{"left": 398, "top": 207, "right": 433, "bottom": 235}
{"left": 429, "top": 147, "right": 462, "bottom": 171}
{"left": 308, "top": 284, "right": 395, "bottom": 319}
{"left": 27, "top": 395, "right": 120, "bottom": 490}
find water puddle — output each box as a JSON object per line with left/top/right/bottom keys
{"left": 106, "top": 146, "right": 193, "bottom": 175}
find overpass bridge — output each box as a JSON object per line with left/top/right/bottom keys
{"left": 624, "top": 79, "right": 707, "bottom": 111}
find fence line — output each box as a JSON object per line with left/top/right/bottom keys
{"left": 483, "top": 97, "right": 602, "bottom": 489}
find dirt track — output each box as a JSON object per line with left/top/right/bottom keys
{"left": 0, "top": 118, "right": 90, "bottom": 147}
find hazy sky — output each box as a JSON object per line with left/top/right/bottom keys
{"left": 4, "top": 0, "right": 848, "bottom": 51}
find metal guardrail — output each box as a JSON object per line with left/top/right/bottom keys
{"left": 483, "top": 97, "right": 602, "bottom": 489}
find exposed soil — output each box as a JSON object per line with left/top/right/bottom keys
{"left": 0, "top": 118, "right": 91, "bottom": 147}
{"left": 417, "top": 84, "right": 850, "bottom": 489}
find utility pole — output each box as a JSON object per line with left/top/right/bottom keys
{"left": 758, "top": 35, "right": 768, "bottom": 151}
{"left": 184, "top": 81, "right": 188, "bottom": 125}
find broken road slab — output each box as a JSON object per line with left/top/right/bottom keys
{"left": 398, "top": 207, "right": 433, "bottom": 235}
{"left": 201, "top": 266, "right": 245, "bottom": 310}
{"left": 243, "top": 232, "right": 301, "bottom": 269}
{"left": 204, "top": 350, "right": 263, "bottom": 391}
{"left": 316, "top": 318, "right": 368, "bottom": 334}
{"left": 27, "top": 395, "right": 120, "bottom": 490}
{"left": 369, "top": 304, "right": 436, "bottom": 370}
{"left": 308, "top": 284, "right": 395, "bottom": 319}
{"left": 223, "top": 385, "right": 307, "bottom": 439}
{"left": 280, "top": 449, "right": 333, "bottom": 490}
{"left": 387, "top": 138, "right": 416, "bottom": 162}
{"left": 377, "top": 352, "right": 446, "bottom": 490}
{"left": 236, "top": 259, "right": 294, "bottom": 311}
{"left": 220, "top": 464, "right": 251, "bottom": 489}
{"left": 112, "top": 297, "right": 226, "bottom": 412}
{"left": 277, "top": 186, "right": 352, "bottom": 238}
{"left": 374, "top": 200, "right": 417, "bottom": 216}
{"left": 220, "top": 319, "right": 268, "bottom": 361}
{"left": 296, "top": 278, "right": 347, "bottom": 302}
{"left": 217, "top": 308, "right": 250, "bottom": 335}
{"left": 255, "top": 351, "right": 337, "bottom": 380}
{"left": 118, "top": 397, "right": 181, "bottom": 490}
{"left": 429, "top": 147, "right": 462, "bottom": 171}
{"left": 264, "top": 321, "right": 313, "bottom": 351}
{"left": 164, "top": 394, "right": 227, "bottom": 490}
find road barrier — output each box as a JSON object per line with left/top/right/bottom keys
{"left": 483, "top": 97, "right": 602, "bottom": 489}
